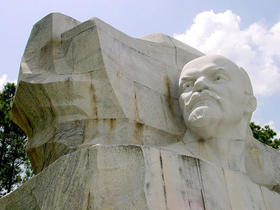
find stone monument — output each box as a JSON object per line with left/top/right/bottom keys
{"left": 177, "top": 55, "right": 280, "bottom": 191}
{"left": 0, "top": 13, "right": 280, "bottom": 210}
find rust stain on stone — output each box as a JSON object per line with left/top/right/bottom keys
{"left": 164, "top": 75, "right": 174, "bottom": 117}
{"left": 134, "top": 122, "right": 144, "bottom": 143}
{"left": 134, "top": 91, "right": 140, "bottom": 121}
{"left": 110, "top": 118, "right": 116, "bottom": 131}
{"left": 50, "top": 39, "right": 61, "bottom": 50}
{"left": 82, "top": 120, "right": 89, "bottom": 143}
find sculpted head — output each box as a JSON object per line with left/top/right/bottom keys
{"left": 179, "top": 55, "right": 257, "bottom": 139}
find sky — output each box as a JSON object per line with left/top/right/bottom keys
{"left": 1, "top": 0, "right": 280, "bottom": 134}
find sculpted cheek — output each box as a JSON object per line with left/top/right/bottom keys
{"left": 179, "top": 93, "right": 190, "bottom": 115}
{"left": 179, "top": 94, "right": 185, "bottom": 111}
{"left": 179, "top": 93, "right": 190, "bottom": 106}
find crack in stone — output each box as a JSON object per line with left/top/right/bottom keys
{"left": 159, "top": 152, "right": 168, "bottom": 210}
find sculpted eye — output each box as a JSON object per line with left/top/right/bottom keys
{"left": 214, "top": 73, "right": 227, "bottom": 82}
{"left": 181, "top": 81, "right": 194, "bottom": 90}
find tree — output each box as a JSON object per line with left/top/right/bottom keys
{"left": 0, "top": 83, "right": 33, "bottom": 197}
{"left": 250, "top": 122, "right": 280, "bottom": 149}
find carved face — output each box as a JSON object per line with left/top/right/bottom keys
{"left": 179, "top": 55, "right": 255, "bottom": 131}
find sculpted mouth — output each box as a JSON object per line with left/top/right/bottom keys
{"left": 185, "top": 91, "right": 221, "bottom": 112}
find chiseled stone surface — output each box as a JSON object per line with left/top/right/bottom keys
{"left": 1, "top": 145, "right": 279, "bottom": 210}
{"left": 1, "top": 13, "right": 280, "bottom": 210}
{"left": 12, "top": 13, "right": 203, "bottom": 173}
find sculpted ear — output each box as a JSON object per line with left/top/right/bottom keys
{"left": 247, "top": 95, "right": 257, "bottom": 113}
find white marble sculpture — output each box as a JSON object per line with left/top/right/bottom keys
{"left": 1, "top": 13, "right": 280, "bottom": 210}
{"left": 176, "top": 54, "right": 280, "bottom": 192}
{"left": 178, "top": 54, "right": 256, "bottom": 169}
{"left": 9, "top": 13, "right": 201, "bottom": 173}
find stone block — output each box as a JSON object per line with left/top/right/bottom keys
{"left": 1, "top": 145, "right": 279, "bottom": 209}
{"left": 12, "top": 13, "right": 203, "bottom": 173}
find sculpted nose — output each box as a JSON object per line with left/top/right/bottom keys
{"left": 193, "top": 77, "right": 208, "bottom": 92}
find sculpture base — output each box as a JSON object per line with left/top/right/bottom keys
{"left": 0, "top": 145, "right": 279, "bottom": 210}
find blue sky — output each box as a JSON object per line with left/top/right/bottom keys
{"left": 1, "top": 0, "right": 280, "bottom": 134}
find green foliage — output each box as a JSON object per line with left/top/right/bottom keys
{"left": 250, "top": 122, "right": 280, "bottom": 149}
{"left": 0, "top": 83, "right": 33, "bottom": 197}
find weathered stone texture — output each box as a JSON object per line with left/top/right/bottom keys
{"left": 1, "top": 145, "right": 279, "bottom": 210}
{"left": 1, "top": 13, "right": 280, "bottom": 210}
{"left": 12, "top": 13, "right": 203, "bottom": 173}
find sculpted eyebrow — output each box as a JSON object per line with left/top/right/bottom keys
{"left": 181, "top": 76, "right": 194, "bottom": 81}
{"left": 203, "top": 66, "right": 223, "bottom": 73}
{"left": 204, "top": 67, "right": 229, "bottom": 76}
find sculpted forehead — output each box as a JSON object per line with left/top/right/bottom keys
{"left": 181, "top": 55, "right": 239, "bottom": 76}
{"left": 179, "top": 55, "right": 254, "bottom": 95}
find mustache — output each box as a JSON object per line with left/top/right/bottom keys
{"left": 185, "top": 90, "right": 221, "bottom": 111}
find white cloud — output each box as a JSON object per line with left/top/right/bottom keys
{"left": 0, "top": 74, "right": 16, "bottom": 91}
{"left": 267, "top": 120, "right": 276, "bottom": 130}
{"left": 0, "top": 74, "right": 8, "bottom": 91}
{"left": 174, "top": 10, "right": 280, "bottom": 96}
